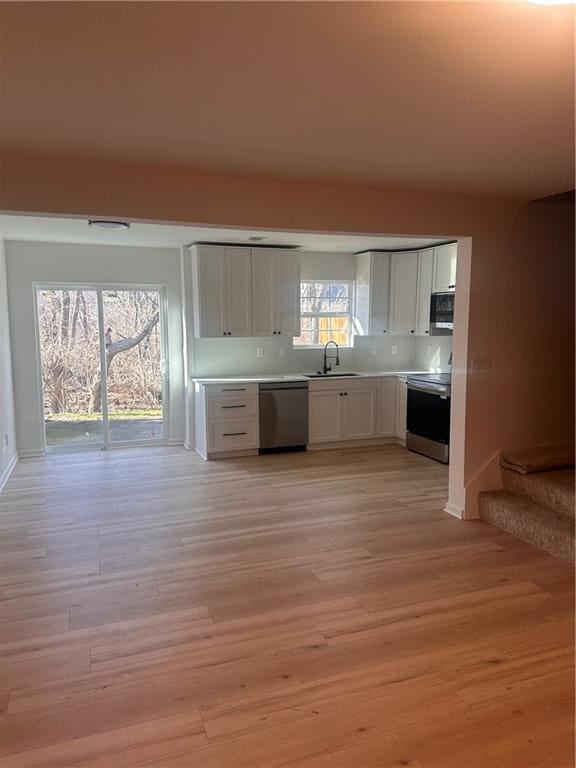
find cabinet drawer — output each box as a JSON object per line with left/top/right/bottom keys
{"left": 205, "top": 383, "right": 258, "bottom": 397}
{"left": 208, "top": 395, "right": 258, "bottom": 420}
{"left": 209, "top": 418, "right": 258, "bottom": 452}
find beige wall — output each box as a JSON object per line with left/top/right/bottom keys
{"left": 1, "top": 155, "right": 574, "bottom": 513}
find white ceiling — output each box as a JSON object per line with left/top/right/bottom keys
{"left": 0, "top": 215, "right": 448, "bottom": 254}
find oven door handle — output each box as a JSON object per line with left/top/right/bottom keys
{"left": 407, "top": 382, "right": 450, "bottom": 396}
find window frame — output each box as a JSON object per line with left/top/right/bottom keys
{"left": 293, "top": 279, "right": 355, "bottom": 349}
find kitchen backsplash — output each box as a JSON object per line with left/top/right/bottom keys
{"left": 412, "top": 335, "right": 453, "bottom": 372}
{"left": 192, "top": 334, "right": 448, "bottom": 377}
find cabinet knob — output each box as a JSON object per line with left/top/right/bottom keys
{"left": 425, "top": 330, "right": 429, "bottom": 334}
{"left": 382, "top": 330, "right": 387, "bottom": 334}
{"left": 339, "top": 393, "right": 343, "bottom": 397}
{"left": 449, "top": 284, "right": 455, "bottom": 289}
{"left": 410, "top": 330, "right": 415, "bottom": 334}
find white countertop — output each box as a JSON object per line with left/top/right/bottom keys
{"left": 192, "top": 370, "right": 433, "bottom": 385}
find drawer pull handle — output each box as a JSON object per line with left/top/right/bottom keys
{"left": 222, "top": 388, "right": 247, "bottom": 392}
{"left": 222, "top": 405, "right": 246, "bottom": 409}
{"left": 223, "top": 431, "right": 248, "bottom": 437}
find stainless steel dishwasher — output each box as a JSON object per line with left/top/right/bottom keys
{"left": 259, "top": 381, "right": 309, "bottom": 452}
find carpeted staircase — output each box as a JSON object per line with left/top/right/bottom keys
{"left": 478, "top": 444, "right": 575, "bottom": 564}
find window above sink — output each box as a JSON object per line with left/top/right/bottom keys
{"left": 293, "top": 280, "right": 354, "bottom": 348}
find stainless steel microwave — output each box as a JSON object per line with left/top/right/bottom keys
{"left": 430, "top": 291, "right": 454, "bottom": 335}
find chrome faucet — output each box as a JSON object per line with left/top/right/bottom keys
{"left": 323, "top": 341, "right": 340, "bottom": 374}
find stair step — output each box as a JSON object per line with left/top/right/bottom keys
{"left": 478, "top": 490, "right": 574, "bottom": 565}
{"left": 502, "top": 468, "right": 574, "bottom": 518}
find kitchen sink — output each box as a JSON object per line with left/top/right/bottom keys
{"left": 304, "top": 372, "right": 361, "bottom": 378}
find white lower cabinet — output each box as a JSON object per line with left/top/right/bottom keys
{"left": 395, "top": 377, "right": 408, "bottom": 441}
{"left": 195, "top": 382, "right": 259, "bottom": 459}
{"left": 377, "top": 378, "right": 397, "bottom": 437}
{"left": 308, "top": 391, "right": 344, "bottom": 443}
{"left": 308, "top": 379, "right": 377, "bottom": 444}
{"left": 344, "top": 388, "right": 377, "bottom": 440}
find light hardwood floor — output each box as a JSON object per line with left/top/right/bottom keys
{"left": 0, "top": 445, "right": 573, "bottom": 768}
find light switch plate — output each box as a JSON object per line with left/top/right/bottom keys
{"left": 278, "top": 346, "right": 286, "bottom": 358}
{"left": 256, "top": 347, "right": 264, "bottom": 359}
{"left": 370, "top": 346, "right": 377, "bottom": 356}
{"left": 391, "top": 345, "right": 398, "bottom": 355}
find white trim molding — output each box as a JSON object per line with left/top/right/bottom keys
{"left": 0, "top": 452, "right": 18, "bottom": 493}
{"left": 444, "top": 501, "right": 465, "bottom": 519}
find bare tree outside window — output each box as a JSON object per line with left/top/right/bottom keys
{"left": 37, "top": 288, "right": 164, "bottom": 447}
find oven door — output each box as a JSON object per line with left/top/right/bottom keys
{"left": 430, "top": 292, "right": 454, "bottom": 335}
{"left": 407, "top": 385, "right": 451, "bottom": 444}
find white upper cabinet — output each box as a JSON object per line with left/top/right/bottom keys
{"left": 191, "top": 246, "right": 300, "bottom": 339}
{"left": 191, "top": 245, "right": 252, "bottom": 338}
{"left": 252, "top": 249, "right": 300, "bottom": 337}
{"left": 415, "top": 249, "right": 434, "bottom": 336}
{"left": 354, "top": 252, "right": 391, "bottom": 336}
{"left": 389, "top": 249, "right": 435, "bottom": 337}
{"left": 191, "top": 245, "right": 227, "bottom": 338}
{"left": 226, "top": 248, "right": 252, "bottom": 337}
{"left": 432, "top": 243, "right": 457, "bottom": 292}
{"left": 389, "top": 252, "right": 418, "bottom": 336}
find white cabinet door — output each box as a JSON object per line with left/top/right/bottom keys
{"left": 377, "top": 378, "right": 397, "bottom": 437}
{"left": 274, "top": 250, "right": 300, "bottom": 337}
{"left": 370, "top": 253, "right": 391, "bottom": 336}
{"left": 251, "top": 249, "right": 300, "bottom": 337}
{"left": 343, "top": 387, "right": 376, "bottom": 440}
{"left": 309, "top": 391, "right": 343, "bottom": 443}
{"left": 415, "top": 249, "right": 434, "bottom": 336}
{"left": 395, "top": 378, "right": 407, "bottom": 441}
{"left": 225, "top": 248, "right": 252, "bottom": 337}
{"left": 354, "top": 252, "right": 390, "bottom": 336}
{"left": 192, "top": 246, "right": 227, "bottom": 338}
{"left": 432, "top": 243, "right": 457, "bottom": 292}
{"left": 389, "top": 252, "right": 418, "bottom": 336}
{"left": 251, "top": 249, "right": 274, "bottom": 336}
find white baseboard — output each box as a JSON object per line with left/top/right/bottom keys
{"left": 0, "top": 452, "right": 18, "bottom": 493}
{"left": 17, "top": 449, "right": 43, "bottom": 459}
{"left": 444, "top": 501, "right": 465, "bottom": 519}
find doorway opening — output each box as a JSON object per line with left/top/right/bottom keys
{"left": 35, "top": 286, "right": 168, "bottom": 452}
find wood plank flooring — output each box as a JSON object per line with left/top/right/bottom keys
{"left": 0, "top": 445, "right": 573, "bottom": 768}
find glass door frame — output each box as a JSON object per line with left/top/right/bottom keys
{"left": 33, "top": 282, "right": 170, "bottom": 454}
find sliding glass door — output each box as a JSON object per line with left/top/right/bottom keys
{"left": 36, "top": 286, "right": 167, "bottom": 452}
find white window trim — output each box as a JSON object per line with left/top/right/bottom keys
{"left": 294, "top": 279, "right": 355, "bottom": 349}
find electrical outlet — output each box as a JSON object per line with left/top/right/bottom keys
{"left": 256, "top": 347, "right": 264, "bottom": 359}
{"left": 391, "top": 345, "right": 398, "bottom": 355}
{"left": 278, "top": 346, "right": 286, "bottom": 358}
{"left": 370, "top": 346, "right": 377, "bottom": 356}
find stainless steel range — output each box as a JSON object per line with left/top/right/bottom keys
{"left": 406, "top": 373, "right": 451, "bottom": 463}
